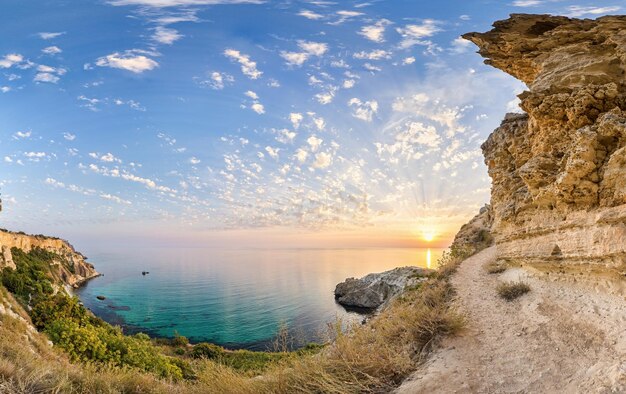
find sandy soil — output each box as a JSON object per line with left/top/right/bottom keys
{"left": 396, "top": 246, "right": 626, "bottom": 394}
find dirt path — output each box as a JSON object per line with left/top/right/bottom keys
{"left": 396, "top": 246, "right": 626, "bottom": 394}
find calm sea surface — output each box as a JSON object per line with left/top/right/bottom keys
{"left": 76, "top": 247, "right": 444, "bottom": 350}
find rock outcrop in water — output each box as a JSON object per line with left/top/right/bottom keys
{"left": 334, "top": 267, "right": 433, "bottom": 309}
{"left": 463, "top": 14, "right": 626, "bottom": 267}
{"left": 0, "top": 229, "right": 99, "bottom": 288}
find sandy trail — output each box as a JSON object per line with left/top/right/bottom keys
{"left": 397, "top": 246, "right": 626, "bottom": 394}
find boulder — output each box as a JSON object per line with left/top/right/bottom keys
{"left": 334, "top": 266, "right": 433, "bottom": 309}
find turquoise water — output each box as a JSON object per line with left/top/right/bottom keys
{"left": 76, "top": 247, "right": 443, "bottom": 350}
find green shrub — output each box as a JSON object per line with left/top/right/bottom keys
{"left": 172, "top": 332, "right": 189, "bottom": 347}
{"left": 1, "top": 248, "right": 57, "bottom": 304}
{"left": 31, "top": 293, "right": 89, "bottom": 330}
{"left": 191, "top": 343, "right": 224, "bottom": 359}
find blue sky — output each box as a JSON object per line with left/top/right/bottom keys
{"left": 0, "top": 0, "right": 622, "bottom": 249}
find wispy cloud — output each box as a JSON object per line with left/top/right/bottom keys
{"left": 353, "top": 49, "right": 391, "bottom": 60}
{"left": 512, "top": 0, "right": 542, "bottom": 6}
{"left": 107, "top": 0, "right": 263, "bottom": 7}
{"left": 152, "top": 26, "right": 183, "bottom": 44}
{"left": 348, "top": 97, "right": 378, "bottom": 122}
{"left": 396, "top": 20, "right": 441, "bottom": 49}
{"left": 38, "top": 32, "right": 65, "bottom": 40}
{"left": 280, "top": 41, "right": 328, "bottom": 66}
{"left": 298, "top": 9, "right": 323, "bottom": 20}
{"left": 42, "top": 46, "right": 62, "bottom": 55}
{"left": 566, "top": 5, "right": 620, "bottom": 17}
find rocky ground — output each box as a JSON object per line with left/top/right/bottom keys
{"left": 397, "top": 246, "right": 626, "bottom": 393}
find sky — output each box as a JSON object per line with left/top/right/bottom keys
{"left": 0, "top": 0, "right": 622, "bottom": 250}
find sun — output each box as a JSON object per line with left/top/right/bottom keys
{"left": 421, "top": 230, "right": 436, "bottom": 243}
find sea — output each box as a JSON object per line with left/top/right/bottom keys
{"left": 76, "top": 247, "right": 444, "bottom": 350}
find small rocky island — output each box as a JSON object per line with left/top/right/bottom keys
{"left": 334, "top": 266, "right": 433, "bottom": 310}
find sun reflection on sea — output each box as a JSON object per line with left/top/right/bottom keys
{"left": 427, "top": 248, "right": 432, "bottom": 269}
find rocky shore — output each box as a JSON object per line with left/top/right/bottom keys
{"left": 0, "top": 229, "right": 100, "bottom": 288}
{"left": 334, "top": 266, "right": 433, "bottom": 310}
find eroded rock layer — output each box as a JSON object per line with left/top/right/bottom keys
{"left": 0, "top": 229, "right": 99, "bottom": 287}
{"left": 463, "top": 14, "right": 626, "bottom": 266}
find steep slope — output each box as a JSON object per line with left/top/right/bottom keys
{"left": 0, "top": 229, "right": 99, "bottom": 288}
{"left": 463, "top": 14, "right": 626, "bottom": 266}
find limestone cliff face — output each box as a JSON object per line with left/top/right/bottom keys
{"left": 0, "top": 230, "right": 99, "bottom": 287}
{"left": 464, "top": 14, "right": 626, "bottom": 266}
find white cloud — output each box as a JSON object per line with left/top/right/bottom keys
{"left": 38, "top": 32, "right": 65, "bottom": 40}
{"left": 280, "top": 51, "right": 309, "bottom": 66}
{"left": 45, "top": 177, "right": 132, "bottom": 205}
{"left": 295, "top": 148, "right": 308, "bottom": 163}
{"left": 567, "top": 6, "right": 620, "bottom": 17}
{"left": 13, "top": 130, "right": 31, "bottom": 139}
{"left": 298, "top": 41, "right": 328, "bottom": 56}
{"left": 42, "top": 46, "right": 62, "bottom": 55}
{"left": 152, "top": 26, "right": 183, "bottom": 44}
{"left": 34, "top": 73, "right": 60, "bottom": 83}
{"left": 298, "top": 10, "right": 323, "bottom": 20}
{"left": 343, "top": 79, "right": 355, "bottom": 89}
{"left": 224, "top": 49, "right": 262, "bottom": 79}
{"left": 307, "top": 135, "right": 323, "bottom": 151}
{"left": 358, "top": 19, "right": 391, "bottom": 43}
{"left": 245, "top": 90, "right": 259, "bottom": 100}
{"left": 512, "top": 0, "right": 542, "bottom": 6}
{"left": 353, "top": 49, "right": 391, "bottom": 60}
{"left": 333, "top": 10, "right": 364, "bottom": 24}
{"left": 0, "top": 54, "right": 24, "bottom": 68}
{"left": 280, "top": 41, "right": 328, "bottom": 66}
{"left": 101, "top": 152, "right": 121, "bottom": 163}
{"left": 201, "top": 71, "right": 234, "bottom": 89}
{"left": 289, "top": 112, "right": 303, "bottom": 129}
{"left": 406, "top": 122, "right": 441, "bottom": 148}
{"left": 189, "top": 156, "right": 201, "bottom": 164}
{"left": 450, "top": 37, "right": 472, "bottom": 54}
{"left": 275, "top": 128, "right": 296, "bottom": 144}
{"left": 96, "top": 50, "right": 159, "bottom": 73}
{"left": 348, "top": 97, "right": 378, "bottom": 122}
{"left": 108, "top": 0, "right": 263, "bottom": 6}
{"left": 312, "top": 151, "right": 332, "bottom": 169}
{"left": 267, "top": 78, "right": 280, "bottom": 88}
{"left": 251, "top": 102, "right": 265, "bottom": 114}
{"left": 363, "top": 63, "right": 381, "bottom": 72}
{"left": 265, "top": 146, "right": 279, "bottom": 159}
{"left": 402, "top": 57, "right": 416, "bottom": 65}
{"left": 1, "top": 86, "right": 10, "bottom": 93}
{"left": 312, "top": 116, "right": 325, "bottom": 131}
{"left": 63, "top": 132, "right": 76, "bottom": 141}
{"left": 315, "top": 91, "right": 335, "bottom": 104}
{"left": 396, "top": 20, "right": 441, "bottom": 49}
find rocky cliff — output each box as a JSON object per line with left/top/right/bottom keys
{"left": 463, "top": 14, "right": 626, "bottom": 267}
{"left": 0, "top": 229, "right": 99, "bottom": 288}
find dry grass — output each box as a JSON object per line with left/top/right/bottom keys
{"left": 485, "top": 261, "right": 507, "bottom": 274}
{"left": 496, "top": 281, "right": 531, "bottom": 301}
{"left": 0, "top": 247, "right": 471, "bottom": 394}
